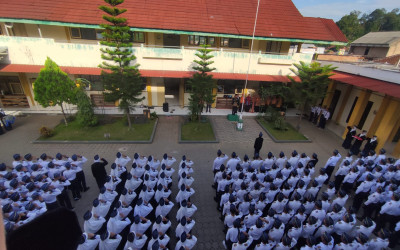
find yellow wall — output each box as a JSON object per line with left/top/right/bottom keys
{"left": 388, "top": 40, "right": 400, "bottom": 57}
{"left": 280, "top": 42, "right": 290, "bottom": 54}
{"left": 374, "top": 98, "right": 400, "bottom": 151}
{"left": 362, "top": 93, "right": 383, "bottom": 132}
{"left": 40, "top": 25, "right": 68, "bottom": 42}
{"left": 24, "top": 24, "right": 41, "bottom": 37}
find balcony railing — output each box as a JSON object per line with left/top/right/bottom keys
{"left": 0, "top": 36, "right": 313, "bottom": 76}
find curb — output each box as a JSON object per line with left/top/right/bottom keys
{"left": 178, "top": 116, "right": 219, "bottom": 143}
{"left": 32, "top": 118, "right": 158, "bottom": 144}
{"left": 256, "top": 118, "right": 312, "bottom": 143}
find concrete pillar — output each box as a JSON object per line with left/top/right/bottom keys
{"left": 366, "top": 95, "right": 391, "bottom": 137}
{"left": 179, "top": 78, "right": 184, "bottom": 108}
{"left": 18, "top": 73, "right": 34, "bottom": 107}
{"left": 322, "top": 80, "right": 336, "bottom": 109}
{"left": 334, "top": 85, "right": 353, "bottom": 124}
{"left": 212, "top": 87, "right": 217, "bottom": 108}
{"left": 296, "top": 43, "right": 303, "bottom": 53}
{"left": 343, "top": 89, "right": 371, "bottom": 138}
{"left": 146, "top": 78, "right": 152, "bottom": 106}
{"left": 374, "top": 99, "right": 400, "bottom": 152}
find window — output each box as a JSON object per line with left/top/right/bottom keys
{"left": 70, "top": 28, "right": 81, "bottom": 38}
{"left": 266, "top": 41, "right": 282, "bottom": 53}
{"left": 70, "top": 28, "right": 98, "bottom": 40}
{"left": 133, "top": 32, "right": 145, "bottom": 43}
{"left": 220, "top": 38, "right": 229, "bottom": 47}
{"left": 95, "top": 30, "right": 104, "bottom": 40}
{"left": 10, "top": 83, "right": 23, "bottom": 94}
{"left": 242, "top": 39, "right": 250, "bottom": 49}
{"left": 188, "top": 35, "right": 216, "bottom": 46}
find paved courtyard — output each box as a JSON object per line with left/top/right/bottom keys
{"left": 0, "top": 113, "right": 352, "bottom": 249}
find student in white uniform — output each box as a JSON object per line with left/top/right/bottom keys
{"left": 77, "top": 233, "right": 101, "bottom": 250}
{"left": 83, "top": 210, "right": 106, "bottom": 234}
{"left": 92, "top": 198, "right": 111, "bottom": 218}
{"left": 99, "top": 231, "right": 121, "bottom": 250}
{"left": 123, "top": 231, "right": 147, "bottom": 250}
{"left": 107, "top": 209, "right": 131, "bottom": 234}
{"left": 175, "top": 232, "right": 197, "bottom": 250}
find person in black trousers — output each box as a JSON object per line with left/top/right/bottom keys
{"left": 342, "top": 125, "right": 356, "bottom": 149}
{"left": 253, "top": 132, "right": 264, "bottom": 157}
{"left": 91, "top": 155, "right": 108, "bottom": 190}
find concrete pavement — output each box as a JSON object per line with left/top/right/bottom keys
{"left": 0, "top": 113, "right": 354, "bottom": 249}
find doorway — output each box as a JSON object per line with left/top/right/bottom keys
{"left": 329, "top": 90, "right": 341, "bottom": 119}
{"left": 163, "top": 34, "right": 180, "bottom": 48}
{"left": 164, "top": 78, "right": 180, "bottom": 107}
{"left": 358, "top": 101, "right": 373, "bottom": 129}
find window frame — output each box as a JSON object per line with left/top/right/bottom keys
{"left": 70, "top": 27, "right": 81, "bottom": 39}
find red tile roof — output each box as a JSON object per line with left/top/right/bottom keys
{"left": 330, "top": 71, "right": 400, "bottom": 98}
{"left": 0, "top": 0, "right": 347, "bottom": 43}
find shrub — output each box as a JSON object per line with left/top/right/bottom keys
{"left": 274, "top": 116, "right": 287, "bottom": 131}
{"left": 40, "top": 126, "right": 54, "bottom": 137}
{"left": 150, "top": 111, "right": 158, "bottom": 120}
{"left": 75, "top": 89, "right": 98, "bottom": 127}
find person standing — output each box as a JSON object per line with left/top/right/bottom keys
{"left": 323, "top": 149, "right": 342, "bottom": 184}
{"left": 232, "top": 94, "right": 239, "bottom": 115}
{"left": 362, "top": 135, "right": 378, "bottom": 155}
{"left": 351, "top": 130, "right": 367, "bottom": 155}
{"left": 253, "top": 132, "right": 264, "bottom": 158}
{"left": 318, "top": 108, "right": 330, "bottom": 129}
{"left": 91, "top": 155, "right": 108, "bottom": 190}
{"left": 342, "top": 125, "right": 357, "bottom": 149}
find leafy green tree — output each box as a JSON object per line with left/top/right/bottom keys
{"left": 336, "top": 11, "right": 364, "bottom": 42}
{"left": 288, "top": 61, "right": 336, "bottom": 130}
{"left": 99, "top": 0, "right": 144, "bottom": 129}
{"left": 34, "top": 57, "right": 76, "bottom": 125}
{"left": 75, "top": 78, "right": 98, "bottom": 127}
{"left": 188, "top": 44, "right": 216, "bottom": 121}
{"left": 362, "top": 8, "right": 387, "bottom": 32}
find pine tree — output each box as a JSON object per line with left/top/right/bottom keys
{"left": 99, "top": 0, "right": 144, "bottom": 129}
{"left": 288, "top": 61, "right": 336, "bottom": 130}
{"left": 188, "top": 44, "right": 216, "bottom": 121}
{"left": 34, "top": 57, "right": 76, "bottom": 126}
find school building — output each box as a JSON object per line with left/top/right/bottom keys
{"left": 0, "top": 0, "right": 346, "bottom": 110}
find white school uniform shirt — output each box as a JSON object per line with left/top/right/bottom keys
{"left": 92, "top": 201, "right": 111, "bottom": 218}
{"left": 63, "top": 168, "right": 77, "bottom": 181}
{"left": 330, "top": 195, "right": 348, "bottom": 209}
{"left": 227, "top": 157, "right": 241, "bottom": 172}
{"left": 276, "top": 157, "right": 287, "bottom": 169}
{"left": 355, "top": 222, "right": 375, "bottom": 238}
{"left": 249, "top": 224, "right": 266, "bottom": 240}
{"left": 224, "top": 214, "right": 242, "bottom": 228}
{"left": 343, "top": 171, "right": 358, "bottom": 184}
{"left": 380, "top": 200, "right": 400, "bottom": 216}
{"left": 333, "top": 220, "right": 353, "bottom": 236}
{"left": 84, "top": 216, "right": 106, "bottom": 234}
{"left": 99, "top": 234, "right": 122, "bottom": 250}
{"left": 310, "top": 208, "right": 326, "bottom": 222}
{"left": 175, "top": 220, "right": 195, "bottom": 238}
{"left": 107, "top": 215, "right": 131, "bottom": 234}
{"left": 176, "top": 204, "right": 197, "bottom": 221}
{"left": 232, "top": 236, "right": 253, "bottom": 250}
{"left": 123, "top": 234, "right": 147, "bottom": 250}
{"left": 175, "top": 235, "right": 197, "bottom": 250}
{"left": 115, "top": 156, "right": 131, "bottom": 168}
{"left": 130, "top": 220, "right": 151, "bottom": 234}
{"left": 152, "top": 221, "right": 171, "bottom": 234}
{"left": 77, "top": 234, "right": 101, "bottom": 250}
{"left": 42, "top": 189, "right": 61, "bottom": 203}
{"left": 324, "top": 153, "right": 342, "bottom": 169}
{"left": 263, "top": 157, "right": 275, "bottom": 170}
{"left": 302, "top": 222, "right": 319, "bottom": 238}
{"left": 269, "top": 224, "right": 285, "bottom": 242}
{"left": 134, "top": 203, "right": 153, "bottom": 218}
{"left": 213, "top": 155, "right": 229, "bottom": 171}
{"left": 288, "top": 156, "right": 299, "bottom": 168}
{"left": 69, "top": 156, "right": 87, "bottom": 172}
{"left": 356, "top": 180, "right": 375, "bottom": 194}
{"left": 287, "top": 226, "right": 302, "bottom": 241}
{"left": 255, "top": 242, "right": 275, "bottom": 250}
{"left": 155, "top": 202, "right": 174, "bottom": 217}
{"left": 147, "top": 235, "right": 170, "bottom": 250}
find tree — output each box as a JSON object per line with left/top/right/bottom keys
{"left": 75, "top": 78, "right": 98, "bottom": 127}
{"left": 287, "top": 61, "right": 336, "bottom": 130}
{"left": 99, "top": 0, "right": 144, "bottom": 129}
{"left": 34, "top": 57, "right": 76, "bottom": 125}
{"left": 188, "top": 44, "right": 216, "bottom": 121}
{"left": 336, "top": 11, "right": 364, "bottom": 42}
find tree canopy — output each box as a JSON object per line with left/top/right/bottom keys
{"left": 188, "top": 44, "right": 216, "bottom": 121}
{"left": 337, "top": 8, "right": 400, "bottom": 42}
{"left": 99, "top": 0, "right": 144, "bottom": 129}
{"left": 288, "top": 61, "right": 336, "bottom": 129}
{"left": 33, "top": 57, "right": 76, "bottom": 125}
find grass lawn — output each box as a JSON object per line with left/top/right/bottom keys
{"left": 258, "top": 119, "right": 308, "bottom": 141}
{"left": 181, "top": 121, "right": 216, "bottom": 141}
{"left": 39, "top": 118, "right": 156, "bottom": 141}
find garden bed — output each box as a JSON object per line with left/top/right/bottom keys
{"left": 35, "top": 116, "right": 157, "bottom": 143}
{"left": 179, "top": 118, "right": 218, "bottom": 143}
{"left": 256, "top": 118, "right": 310, "bottom": 142}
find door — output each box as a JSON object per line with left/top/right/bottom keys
{"left": 329, "top": 90, "right": 341, "bottom": 119}
{"left": 163, "top": 34, "right": 180, "bottom": 48}
{"left": 357, "top": 101, "right": 373, "bottom": 129}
